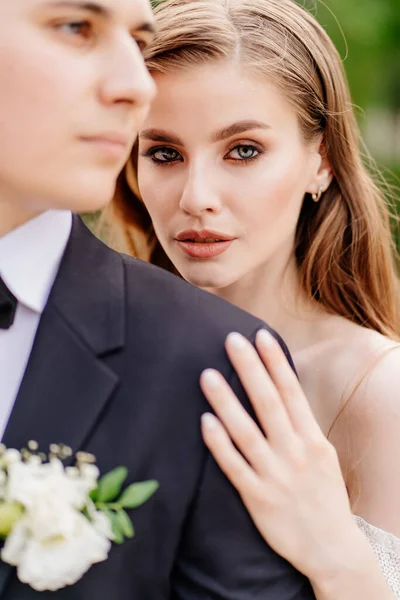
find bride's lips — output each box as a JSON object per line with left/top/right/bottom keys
{"left": 175, "top": 229, "right": 236, "bottom": 259}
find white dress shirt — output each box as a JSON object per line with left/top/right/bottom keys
{"left": 0, "top": 210, "right": 72, "bottom": 440}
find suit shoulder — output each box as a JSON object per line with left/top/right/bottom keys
{"left": 121, "top": 254, "right": 264, "bottom": 341}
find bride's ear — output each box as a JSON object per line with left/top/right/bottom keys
{"left": 306, "top": 140, "right": 333, "bottom": 197}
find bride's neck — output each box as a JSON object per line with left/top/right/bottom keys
{"left": 208, "top": 253, "right": 324, "bottom": 353}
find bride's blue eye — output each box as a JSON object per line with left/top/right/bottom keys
{"left": 145, "top": 147, "right": 183, "bottom": 164}
{"left": 227, "top": 145, "right": 260, "bottom": 161}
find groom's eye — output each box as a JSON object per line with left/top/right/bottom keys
{"left": 132, "top": 36, "right": 148, "bottom": 54}
{"left": 53, "top": 19, "right": 95, "bottom": 43}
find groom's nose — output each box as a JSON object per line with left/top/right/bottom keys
{"left": 99, "top": 35, "right": 156, "bottom": 109}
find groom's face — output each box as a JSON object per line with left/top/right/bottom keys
{"left": 0, "top": 0, "right": 156, "bottom": 215}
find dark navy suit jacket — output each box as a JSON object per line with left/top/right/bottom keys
{"left": 0, "top": 216, "right": 314, "bottom": 599}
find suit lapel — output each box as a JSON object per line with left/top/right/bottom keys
{"left": 2, "top": 301, "right": 119, "bottom": 452}
{"left": 0, "top": 216, "right": 126, "bottom": 597}
{"left": 3, "top": 215, "right": 125, "bottom": 451}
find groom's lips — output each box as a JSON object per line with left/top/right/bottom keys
{"left": 79, "top": 132, "right": 131, "bottom": 159}
{"left": 175, "top": 229, "right": 236, "bottom": 259}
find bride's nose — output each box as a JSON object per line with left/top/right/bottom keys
{"left": 179, "top": 164, "right": 222, "bottom": 216}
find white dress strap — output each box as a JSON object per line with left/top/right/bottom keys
{"left": 355, "top": 516, "right": 400, "bottom": 598}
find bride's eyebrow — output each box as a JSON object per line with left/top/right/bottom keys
{"left": 139, "top": 129, "right": 183, "bottom": 145}
{"left": 211, "top": 120, "right": 271, "bottom": 143}
{"left": 139, "top": 121, "right": 271, "bottom": 145}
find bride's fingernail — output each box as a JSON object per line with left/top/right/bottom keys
{"left": 257, "top": 329, "right": 275, "bottom": 347}
{"left": 201, "top": 413, "right": 218, "bottom": 431}
{"left": 227, "top": 332, "right": 246, "bottom": 350}
{"left": 202, "top": 369, "right": 221, "bottom": 388}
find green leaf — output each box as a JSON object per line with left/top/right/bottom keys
{"left": 89, "top": 487, "right": 98, "bottom": 502}
{"left": 116, "top": 509, "right": 135, "bottom": 539}
{"left": 118, "top": 480, "right": 159, "bottom": 509}
{"left": 0, "top": 502, "right": 24, "bottom": 538}
{"left": 96, "top": 467, "right": 128, "bottom": 504}
{"left": 105, "top": 510, "right": 124, "bottom": 545}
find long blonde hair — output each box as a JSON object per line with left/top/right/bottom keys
{"left": 103, "top": 0, "right": 400, "bottom": 337}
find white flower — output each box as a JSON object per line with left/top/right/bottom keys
{"left": 1, "top": 453, "right": 112, "bottom": 590}
{"left": 6, "top": 458, "right": 98, "bottom": 512}
{"left": 77, "top": 463, "right": 100, "bottom": 492}
{"left": 0, "top": 450, "right": 21, "bottom": 469}
{"left": 2, "top": 509, "right": 111, "bottom": 591}
{"left": 91, "top": 510, "right": 114, "bottom": 540}
{"left": 0, "top": 470, "right": 7, "bottom": 500}
{"left": 0, "top": 444, "right": 154, "bottom": 592}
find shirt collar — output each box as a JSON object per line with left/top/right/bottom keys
{"left": 0, "top": 210, "right": 73, "bottom": 313}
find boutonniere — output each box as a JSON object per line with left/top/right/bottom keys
{"left": 0, "top": 442, "right": 158, "bottom": 592}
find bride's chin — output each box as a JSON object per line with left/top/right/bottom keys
{"left": 179, "top": 268, "right": 233, "bottom": 293}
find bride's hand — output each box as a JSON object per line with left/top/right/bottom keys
{"left": 200, "top": 329, "right": 363, "bottom": 580}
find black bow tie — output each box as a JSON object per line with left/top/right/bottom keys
{"left": 0, "top": 277, "right": 18, "bottom": 330}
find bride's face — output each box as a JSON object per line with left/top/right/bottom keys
{"left": 138, "top": 60, "right": 324, "bottom": 291}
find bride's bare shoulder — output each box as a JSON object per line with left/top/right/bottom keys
{"left": 331, "top": 321, "right": 400, "bottom": 422}
{"left": 295, "top": 316, "right": 399, "bottom": 434}
{"left": 320, "top": 320, "right": 400, "bottom": 528}
{"left": 327, "top": 318, "right": 397, "bottom": 375}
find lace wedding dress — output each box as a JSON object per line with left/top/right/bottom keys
{"left": 355, "top": 516, "right": 400, "bottom": 597}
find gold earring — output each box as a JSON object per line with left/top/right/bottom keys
{"left": 312, "top": 185, "right": 323, "bottom": 203}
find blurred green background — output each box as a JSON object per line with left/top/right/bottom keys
{"left": 302, "top": 0, "right": 400, "bottom": 184}
{"left": 303, "top": 0, "right": 400, "bottom": 248}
